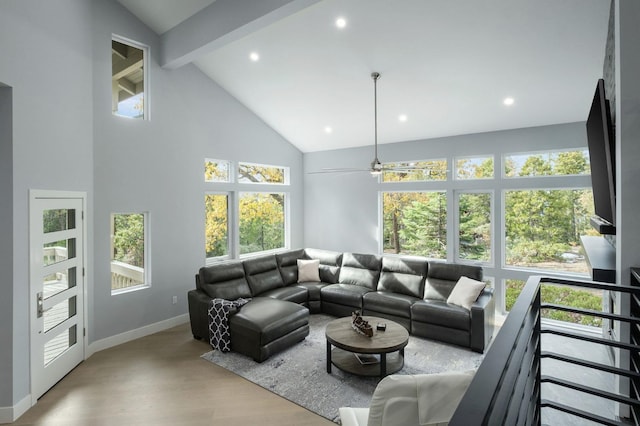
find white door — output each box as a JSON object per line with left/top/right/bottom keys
{"left": 29, "top": 191, "right": 86, "bottom": 401}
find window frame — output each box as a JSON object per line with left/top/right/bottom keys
{"left": 204, "top": 192, "right": 232, "bottom": 264}
{"left": 454, "top": 190, "right": 494, "bottom": 266}
{"left": 381, "top": 158, "right": 448, "bottom": 183}
{"left": 110, "top": 211, "right": 150, "bottom": 295}
{"left": 111, "top": 34, "right": 150, "bottom": 120}
{"left": 502, "top": 148, "right": 590, "bottom": 179}
{"left": 237, "top": 161, "right": 290, "bottom": 185}
{"left": 454, "top": 155, "right": 495, "bottom": 180}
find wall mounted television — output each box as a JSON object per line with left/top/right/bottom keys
{"left": 586, "top": 78, "right": 616, "bottom": 234}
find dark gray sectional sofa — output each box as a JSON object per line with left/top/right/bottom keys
{"left": 188, "top": 248, "right": 495, "bottom": 362}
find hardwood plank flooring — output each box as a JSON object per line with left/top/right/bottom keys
{"left": 15, "top": 323, "right": 334, "bottom": 426}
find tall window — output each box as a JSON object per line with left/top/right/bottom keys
{"left": 112, "top": 37, "right": 148, "bottom": 119}
{"left": 504, "top": 188, "right": 593, "bottom": 274}
{"left": 457, "top": 192, "right": 492, "bottom": 263}
{"left": 205, "top": 194, "right": 229, "bottom": 260}
{"left": 382, "top": 191, "right": 447, "bottom": 259}
{"left": 239, "top": 192, "right": 286, "bottom": 255}
{"left": 111, "top": 212, "right": 148, "bottom": 293}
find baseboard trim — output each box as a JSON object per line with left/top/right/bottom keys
{"left": 87, "top": 314, "right": 189, "bottom": 357}
{"left": 0, "top": 394, "right": 31, "bottom": 424}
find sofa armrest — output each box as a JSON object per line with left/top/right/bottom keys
{"left": 188, "top": 289, "right": 212, "bottom": 340}
{"left": 338, "top": 407, "right": 370, "bottom": 426}
{"left": 470, "top": 287, "right": 495, "bottom": 353}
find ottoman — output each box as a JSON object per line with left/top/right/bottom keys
{"left": 229, "top": 297, "right": 310, "bottom": 362}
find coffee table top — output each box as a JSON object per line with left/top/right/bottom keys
{"left": 325, "top": 315, "right": 409, "bottom": 354}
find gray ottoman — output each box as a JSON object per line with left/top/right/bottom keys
{"left": 230, "top": 297, "right": 309, "bottom": 362}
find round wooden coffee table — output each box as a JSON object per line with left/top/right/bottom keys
{"left": 325, "top": 315, "right": 409, "bottom": 377}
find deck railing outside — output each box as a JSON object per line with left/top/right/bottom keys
{"left": 111, "top": 260, "right": 144, "bottom": 289}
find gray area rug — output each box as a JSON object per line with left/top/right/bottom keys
{"left": 201, "top": 314, "right": 484, "bottom": 423}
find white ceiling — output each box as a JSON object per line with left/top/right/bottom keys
{"left": 118, "top": 0, "right": 611, "bottom": 153}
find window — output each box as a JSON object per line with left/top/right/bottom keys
{"left": 205, "top": 159, "right": 231, "bottom": 183}
{"left": 504, "top": 149, "right": 590, "bottom": 178}
{"left": 239, "top": 192, "right": 286, "bottom": 255}
{"left": 112, "top": 36, "right": 148, "bottom": 119}
{"left": 382, "top": 191, "right": 447, "bottom": 259}
{"left": 455, "top": 156, "right": 494, "bottom": 180}
{"left": 504, "top": 188, "right": 594, "bottom": 274}
{"left": 457, "top": 192, "right": 492, "bottom": 263}
{"left": 205, "top": 194, "right": 230, "bottom": 260}
{"left": 505, "top": 279, "right": 602, "bottom": 327}
{"left": 238, "top": 162, "right": 288, "bottom": 184}
{"left": 382, "top": 159, "right": 447, "bottom": 182}
{"left": 111, "top": 212, "right": 148, "bottom": 293}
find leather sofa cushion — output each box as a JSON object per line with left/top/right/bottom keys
{"left": 198, "top": 261, "right": 252, "bottom": 300}
{"left": 424, "top": 262, "right": 483, "bottom": 301}
{"left": 411, "top": 300, "right": 470, "bottom": 331}
{"left": 378, "top": 256, "right": 427, "bottom": 298}
{"left": 230, "top": 297, "right": 309, "bottom": 345}
{"left": 276, "top": 249, "right": 306, "bottom": 285}
{"left": 321, "top": 283, "right": 371, "bottom": 307}
{"left": 305, "top": 248, "right": 343, "bottom": 284}
{"left": 259, "top": 286, "right": 308, "bottom": 304}
{"left": 362, "top": 291, "right": 418, "bottom": 318}
{"left": 243, "top": 255, "right": 285, "bottom": 296}
{"left": 338, "top": 252, "right": 382, "bottom": 290}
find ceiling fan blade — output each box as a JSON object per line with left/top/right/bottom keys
{"left": 306, "top": 167, "right": 370, "bottom": 174}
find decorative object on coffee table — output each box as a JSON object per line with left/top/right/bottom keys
{"left": 326, "top": 315, "right": 409, "bottom": 377}
{"left": 351, "top": 311, "right": 374, "bottom": 337}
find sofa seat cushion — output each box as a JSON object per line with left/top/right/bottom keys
{"left": 259, "top": 285, "right": 308, "bottom": 304}
{"left": 411, "top": 300, "right": 470, "bottom": 331}
{"left": 363, "top": 291, "right": 418, "bottom": 318}
{"left": 321, "top": 283, "right": 371, "bottom": 308}
{"left": 230, "top": 297, "right": 309, "bottom": 346}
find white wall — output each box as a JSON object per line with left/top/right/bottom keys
{"left": 90, "top": 1, "right": 304, "bottom": 342}
{"left": 0, "top": 0, "right": 95, "bottom": 410}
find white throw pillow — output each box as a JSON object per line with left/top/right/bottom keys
{"left": 297, "top": 259, "right": 321, "bottom": 283}
{"left": 446, "top": 276, "right": 486, "bottom": 310}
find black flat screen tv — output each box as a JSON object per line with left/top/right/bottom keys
{"left": 586, "top": 78, "right": 616, "bottom": 231}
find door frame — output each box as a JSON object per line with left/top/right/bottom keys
{"left": 29, "top": 189, "right": 89, "bottom": 405}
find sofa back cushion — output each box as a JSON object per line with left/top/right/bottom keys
{"left": 378, "top": 256, "right": 428, "bottom": 298}
{"left": 304, "top": 248, "right": 343, "bottom": 284}
{"left": 276, "top": 249, "right": 306, "bottom": 285}
{"left": 198, "top": 260, "right": 252, "bottom": 300}
{"left": 424, "top": 262, "right": 483, "bottom": 301}
{"left": 338, "top": 252, "right": 382, "bottom": 290}
{"left": 243, "top": 255, "right": 285, "bottom": 296}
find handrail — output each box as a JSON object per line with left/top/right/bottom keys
{"left": 450, "top": 274, "right": 640, "bottom": 425}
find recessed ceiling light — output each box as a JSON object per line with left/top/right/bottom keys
{"left": 324, "top": 126, "right": 333, "bottom": 134}
{"left": 335, "top": 17, "right": 347, "bottom": 29}
{"left": 249, "top": 52, "right": 260, "bottom": 62}
{"left": 503, "top": 97, "right": 515, "bottom": 106}
{"left": 398, "top": 114, "right": 408, "bottom": 122}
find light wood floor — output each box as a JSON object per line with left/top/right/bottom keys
{"left": 15, "top": 323, "right": 334, "bottom": 426}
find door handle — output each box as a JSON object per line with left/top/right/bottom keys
{"left": 37, "top": 292, "right": 52, "bottom": 318}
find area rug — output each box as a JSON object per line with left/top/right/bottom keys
{"left": 201, "top": 314, "right": 484, "bottom": 423}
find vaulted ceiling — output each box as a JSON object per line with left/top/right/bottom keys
{"left": 117, "top": 0, "right": 611, "bottom": 153}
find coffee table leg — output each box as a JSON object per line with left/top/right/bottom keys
{"left": 380, "top": 353, "right": 387, "bottom": 377}
{"left": 326, "top": 341, "right": 332, "bottom": 373}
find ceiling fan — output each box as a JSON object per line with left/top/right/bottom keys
{"left": 309, "top": 72, "right": 442, "bottom": 177}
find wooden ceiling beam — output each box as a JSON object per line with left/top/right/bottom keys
{"left": 112, "top": 50, "right": 143, "bottom": 81}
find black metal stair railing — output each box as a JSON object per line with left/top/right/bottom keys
{"left": 450, "top": 274, "right": 640, "bottom": 426}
